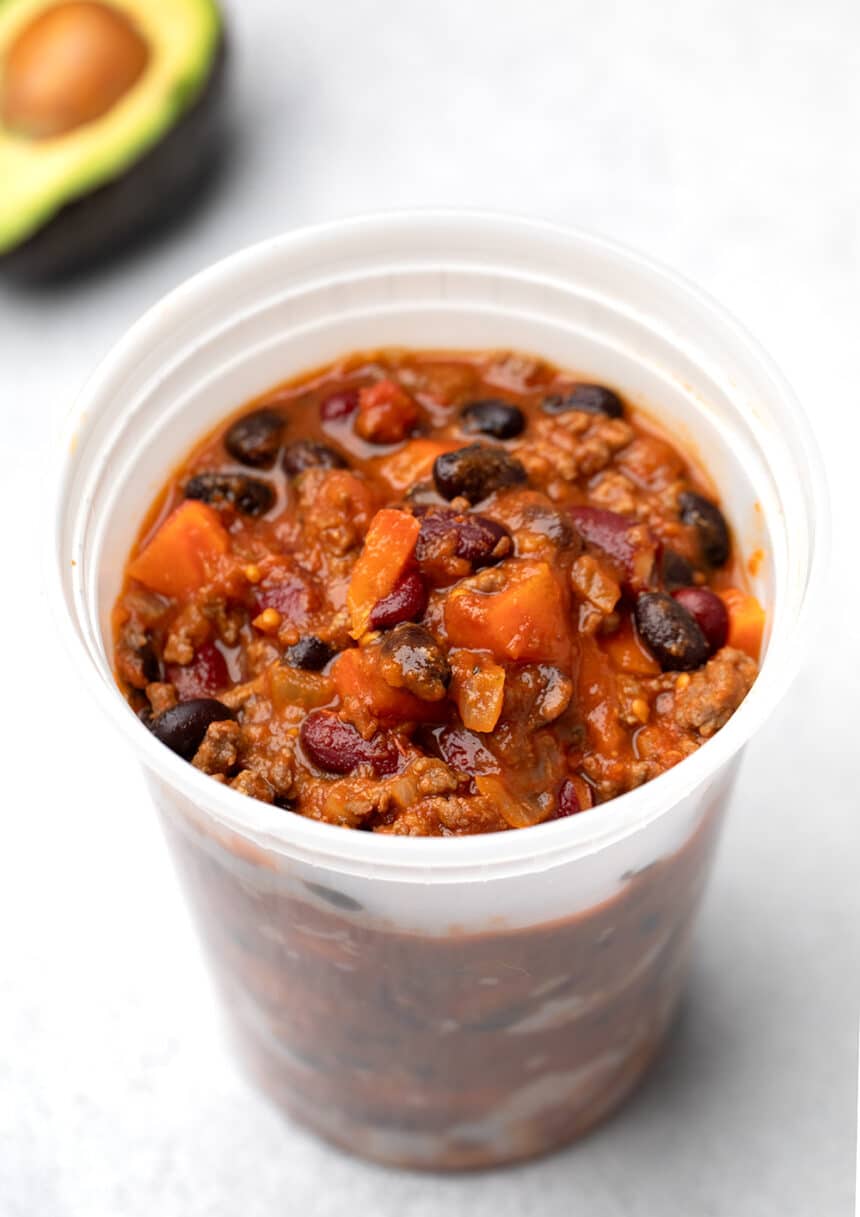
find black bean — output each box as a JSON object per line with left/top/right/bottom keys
{"left": 403, "top": 481, "right": 443, "bottom": 508}
{"left": 139, "top": 641, "right": 161, "bottom": 684}
{"left": 284, "top": 636, "right": 334, "bottom": 671}
{"left": 433, "top": 444, "right": 527, "bottom": 504}
{"left": 184, "top": 472, "right": 274, "bottom": 516}
{"left": 283, "top": 440, "right": 347, "bottom": 477}
{"left": 149, "top": 698, "right": 234, "bottom": 761}
{"left": 541, "top": 383, "right": 625, "bottom": 418}
{"left": 678, "top": 491, "right": 731, "bottom": 567}
{"left": 460, "top": 399, "right": 526, "bottom": 439}
{"left": 659, "top": 546, "right": 696, "bottom": 590}
{"left": 224, "top": 408, "right": 285, "bottom": 469}
{"left": 634, "top": 592, "right": 709, "bottom": 672}
{"left": 378, "top": 623, "right": 451, "bottom": 702}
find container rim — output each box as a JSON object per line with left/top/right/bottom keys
{"left": 50, "top": 209, "right": 830, "bottom": 882}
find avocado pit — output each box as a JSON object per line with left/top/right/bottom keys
{"left": 1, "top": 1, "right": 150, "bottom": 140}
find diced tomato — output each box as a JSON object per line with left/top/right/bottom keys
{"left": 128, "top": 500, "right": 229, "bottom": 598}
{"left": 355, "top": 379, "right": 420, "bottom": 444}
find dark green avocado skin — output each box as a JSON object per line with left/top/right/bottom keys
{"left": 1, "top": 38, "right": 228, "bottom": 280}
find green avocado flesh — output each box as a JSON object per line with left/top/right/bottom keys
{"left": 0, "top": 0, "right": 221, "bottom": 253}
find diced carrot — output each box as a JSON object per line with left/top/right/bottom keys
{"left": 449, "top": 650, "right": 506, "bottom": 733}
{"left": 603, "top": 618, "right": 661, "bottom": 676}
{"left": 347, "top": 509, "right": 420, "bottom": 639}
{"left": 444, "top": 560, "right": 570, "bottom": 666}
{"left": 128, "top": 500, "right": 229, "bottom": 598}
{"left": 332, "top": 646, "right": 442, "bottom": 725}
{"left": 719, "top": 588, "right": 766, "bottom": 659}
{"left": 374, "top": 438, "right": 459, "bottom": 494}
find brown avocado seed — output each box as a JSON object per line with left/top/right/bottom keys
{"left": 1, "top": 1, "right": 150, "bottom": 140}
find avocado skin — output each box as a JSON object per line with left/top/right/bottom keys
{"left": 1, "top": 37, "right": 228, "bottom": 280}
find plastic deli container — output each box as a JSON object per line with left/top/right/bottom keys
{"left": 53, "top": 213, "right": 826, "bottom": 1169}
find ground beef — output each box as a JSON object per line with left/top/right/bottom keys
{"left": 230, "top": 769, "right": 275, "bottom": 801}
{"left": 669, "top": 647, "right": 758, "bottom": 739}
{"left": 146, "top": 682, "right": 177, "bottom": 716}
{"left": 192, "top": 719, "right": 242, "bottom": 775}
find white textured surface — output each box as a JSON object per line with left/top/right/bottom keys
{"left": 1, "top": 1, "right": 857, "bottom": 1214}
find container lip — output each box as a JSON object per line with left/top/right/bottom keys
{"left": 51, "top": 208, "right": 830, "bottom": 882}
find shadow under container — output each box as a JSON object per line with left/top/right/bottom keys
{"left": 54, "top": 213, "right": 825, "bottom": 1169}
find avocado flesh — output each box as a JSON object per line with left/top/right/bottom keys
{"left": 0, "top": 0, "right": 222, "bottom": 255}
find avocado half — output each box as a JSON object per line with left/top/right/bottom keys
{"left": 0, "top": 0, "right": 226, "bottom": 278}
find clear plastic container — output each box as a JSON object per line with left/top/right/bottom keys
{"left": 52, "top": 212, "right": 827, "bottom": 1168}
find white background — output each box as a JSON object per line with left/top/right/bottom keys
{"left": 1, "top": 1, "right": 858, "bottom": 1214}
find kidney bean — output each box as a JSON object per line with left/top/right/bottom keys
{"left": 634, "top": 592, "right": 709, "bottom": 671}
{"left": 300, "top": 710, "right": 400, "bottom": 776}
{"left": 416, "top": 509, "right": 512, "bottom": 574}
{"left": 541, "top": 383, "right": 625, "bottom": 418}
{"left": 678, "top": 491, "right": 730, "bottom": 567}
{"left": 284, "top": 635, "right": 334, "bottom": 671}
{"left": 460, "top": 399, "right": 525, "bottom": 439}
{"left": 434, "top": 725, "right": 496, "bottom": 774}
{"left": 369, "top": 570, "right": 428, "bottom": 630}
{"left": 433, "top": 444, "right": 527, "bottom": 504}
{"left": 283, "top": 440, "right": 347, "bottom": 477}
{"left": 672, "top": 586, "right": 729, "bottom": 654}
{"left": 149, "top": 698, "right": 234, "bottom": 761}
{"left": 166, "top": 641, "right": 229, "bottom": 699}
{"left": 569, "top": 506, "right": 655, "bottom": 591}
{"left": 253, "top": 568, "right": 315, "bottom": 626}
{"left": 224, "top": 408, "right": 285, "bottom": 468}
{"left": 553, "top": 779, "right": 582, "bottom": 818}
{"left": 319, "top": 389, "right": 359, "bottom": 422}
{"left": 184, "top": 472, "right": 274, "bottom": 516}
{"left": 378, "top": 623, "right": 451, "bottom": 701}
{"left": 659, "top": 546, "right": 696, "bottom": 590}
